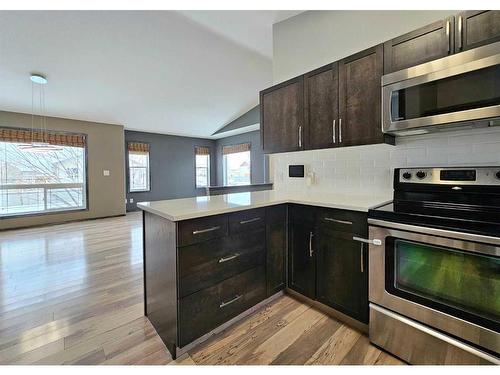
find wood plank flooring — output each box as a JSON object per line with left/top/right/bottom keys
{"left": 0, "top": 212, "right": 404, "bottom": 365}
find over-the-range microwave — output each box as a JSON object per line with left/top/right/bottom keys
{"left": 382, "top": 41, "right": 500, "bottom": 135}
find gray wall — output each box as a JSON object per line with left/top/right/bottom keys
{"left": 125, "top": 130, "right": 215, "bottom": 211}
{"left": 214, "top": 130, "right": 267, "bottom": 186}
{"left": 273, "top": 10, "right": 455, "bottom": 83}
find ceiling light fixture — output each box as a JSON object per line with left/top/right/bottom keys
{"left": 18, "top": 73, "right": 62, "bottom": 153}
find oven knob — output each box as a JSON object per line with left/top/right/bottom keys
{"left": 496, "top": 171, "right": 500, "bottom": 180}
{"left": 402, "top": 172, "right": 412, "bottom": 180}
{"left": 416, "top": 170, "right": 427, "bottom": 179}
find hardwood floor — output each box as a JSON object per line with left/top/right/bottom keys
{"left": 0, "top": 212, "right": 404, "bottom": 365}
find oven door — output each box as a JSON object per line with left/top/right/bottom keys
{"left": 382, "top": 41, "right": 500, "bottom": 134}
{"left": 368, "top": 219, "right": 500, "bottom": 355}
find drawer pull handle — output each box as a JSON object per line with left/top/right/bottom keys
{"left": 239, "top": 217, "right": 261, "bottom": 225}
{"left": 352, "top": 236, "right": 382, "bottom": 246}
{"left": 192, "top": 226, "right": 220, "bottom": 235}
{"left": 324, "top": 217, "right": 352, "bottom": 225}
{"left": 218, "top": 253, "right": 240, "bottom": 263}
{"left": 219, "top": 294, "right": 242, "bottom": 308}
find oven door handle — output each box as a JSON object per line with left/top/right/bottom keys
{"left": 352, "top": 236, "right": 382, "bottom": 246}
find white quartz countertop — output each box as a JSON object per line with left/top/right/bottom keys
{"left": 137, "top": 190, "right": 392, "bottom": 221}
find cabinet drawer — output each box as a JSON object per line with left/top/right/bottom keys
{"left": 178, "top": 232, "right": 266, "bottom": 297}
{"left": 317, "top": 208, "right": 367, "bottom": 236}
{"left": 228, "top": 208, "right": 265, "bottom": 235}
{"left": 178, "top": 266, "right": 266, "bottom": 346}
{"left": 178, "top": 215, "right": 228, "bottom": 247}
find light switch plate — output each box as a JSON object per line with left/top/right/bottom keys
{"left": 103, "top": 170, "right": 110, "bottom": 176}
{"left": 130, "top": 198, "right": 134, "bottom": 203}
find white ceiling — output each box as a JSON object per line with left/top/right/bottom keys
{"left": 0, "top": 10, "right": 302, "bottom": 138}
{"left": 178, "top": 10, "right": 302, "bottom": 58}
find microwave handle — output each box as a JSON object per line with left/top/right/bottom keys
{"left": 458, "top": 16, "right": 463, "bottom": 51}
{"left": 446, "top": 20, "right": 451, "bottom": 54}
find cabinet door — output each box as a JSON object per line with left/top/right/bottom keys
{"left": 304, "top": 63, "right": 339, "bottom": 150}
{"left": 260, "top": 76, "right": 304, "bottom": 153}
{"left": 288, "top": 205, "right": 316, "bottom": 299}
{"left": 456, "top": 11, "right": 500, "bottom": 52}
{"left": 384, "top": 17, "right": 454, "bottom": 74}
{"left": 266, "top": 205, "right": 287, "bottom": 296}
{"left": 338, "top": 44, "right": 389, "bottom": 147}
{"left": 316, "top": 227, "right": 368, "bottom": 323}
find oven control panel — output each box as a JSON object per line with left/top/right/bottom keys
{"left": 398, "top": 167, "right": 500, "bottom": 185}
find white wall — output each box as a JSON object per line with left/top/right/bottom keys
{"left": 273, "top": 10, "right": 455, "bottom": 83}
{"left": 269, "top": 10, "right": 500, "bottom": 197}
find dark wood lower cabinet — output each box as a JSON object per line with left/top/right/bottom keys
{"left": 266, "top": 205, "right": 287, "bottom": 296}
{"left": 179, "top": 266, "right": 266, "bottom": 346}
{"left": 316, "top": 226, "right": 368, "bottom": 323}
{"left": 144, "top": 203, "right": 370, "bottom": 358}
{"left": 288, "top": 205, "right": 316, "bottom": 299}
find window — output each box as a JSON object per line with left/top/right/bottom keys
{"left": 222, "top": 143, "right": 251, "bottom": 186}
{"left": 0, "top": 127, "right": 87, "bottom": 217}
{"left": 195, "top": 146, "right": 210, "bottom": 188}
{"left": 128, "top": 142, "right": 150, "bottom": 192}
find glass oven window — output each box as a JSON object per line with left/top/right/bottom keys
{"left": 391, "top": 65, "right": 500, "bottom": 121}
{"left": 386, "top": 238, "right": 500, "bottom": 331}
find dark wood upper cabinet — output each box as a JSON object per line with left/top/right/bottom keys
{"left": 260, "top": 76, "right": 304, "bottom": 153}
{"left": 339, "top": 44, "right": 391, "bottom": 147}
{"left": 287, "top": 205, "right": 316, "bottom": 299}
{"left": 384, "top": 17, "right": 454, "bottom": 74}
{"left": 455, "top": 11, "right": 500, "bottom": 52}
{"left": 304, "top": 63, "right": 339, "bottom": 150}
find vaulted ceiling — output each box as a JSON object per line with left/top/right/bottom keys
{"left": 0, "top": 10, "right": 302, "bottom": 137}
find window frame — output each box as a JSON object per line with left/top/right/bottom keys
{"left": 194, "top": 146, "right": 211, "bottom": 189}
{"left": 0, "top": 127, "right": 89, "bottom": 219}
{"left": 222, "top": 148, "right": 252, "bottom": 187}
{"left": 127, "top": 142, "right": 151, "bottom": 193}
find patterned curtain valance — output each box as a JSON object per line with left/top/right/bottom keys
{"left": 195, "top": 146, "right": 211, "bottom": 155}
{"left": 222, "top": 143, "right": 250, "bottom": 155}
{"left": 128, "top": 142, "right": 150, "bottom": 153}
{"left": 0, "top": 127, "right": 86, "bottom": 148}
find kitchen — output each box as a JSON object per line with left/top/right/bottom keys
{"left": 138, "top": 9, "right": 500, "bottom": 365}
{"left": 0, "top": 4, "right": 498, "bottom": 369}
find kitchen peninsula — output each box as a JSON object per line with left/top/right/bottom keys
{"left": 138, "top": 190, "right": 391, "bottom": 358}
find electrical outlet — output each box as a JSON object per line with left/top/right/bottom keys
{"left": 130, "top": 198, "right": 134, "bottom": 203}
{"left": 103, "top": 170, "right": 110, "bottom": 176}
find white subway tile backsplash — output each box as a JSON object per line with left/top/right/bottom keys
{"left": 269, "top": 127, "right": 500, "bottom": 195}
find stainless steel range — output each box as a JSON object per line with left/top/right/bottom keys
{"left": 368, "top": 167, "right": 500, "bottom": 365}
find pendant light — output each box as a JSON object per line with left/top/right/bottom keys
{"left": 18, "top": 74, "right": 62, "bottom": 153}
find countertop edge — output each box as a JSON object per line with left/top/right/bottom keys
{"left": 137, "top": 197, "right": 392, "bottom": 222}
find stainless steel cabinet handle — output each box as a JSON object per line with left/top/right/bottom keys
{"left": 446, "top": 20, "right": 451, "bottom": 54}
{"left": 298, "top": 125, "right": 302, "bottom": 148}
{"left": 309, "top": 231, "right": 314, "bottom": 257}
{"left": 360, "top": 245, "right": 364, "bottom": 273}
{"left": 239, "top": 217, "right": 261, "bottom": 225}
{"left": 458, "top": 16, "right": 463, "bottom": 51}
{"left": 352, "top": 236, "right": 382, "bottom": 246}
{"left": 324, "top": 217, "right": 352, "bottom": 225}
{"left": 218, "top": 253, "right": 240, "bottom": 263}
{"left": 339, "top": 118, "right": 342, "bottom": 143}
{"left": 219, "top": 294, "right": 242, "bottom": 308}
{"left": 192, "top": 226, "right": 220, "bottom": 235}
{"left": 332, "top": 119, "right": 336, "bottom": 143}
